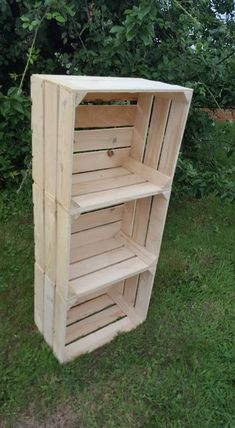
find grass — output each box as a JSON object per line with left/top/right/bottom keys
{"left": 0, "top": 191, "right": 234, "bottom": 427}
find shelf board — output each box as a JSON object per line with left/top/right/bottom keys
{"left": 71, "top": 158, "right": 171, "bottom": 214}
{"left": 69, "top": 237, "right": 150, "bottom": 301}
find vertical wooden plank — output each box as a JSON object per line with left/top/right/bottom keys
{"left": 44, "top": 81, "right": 58, "bottom": 198}
{"left": 158, "top": 98, "right": 192, "bottom": 177}
{"left": 31, "top": 76, "right": 44, "bottom": 188}
{"left": 130, "top": 93, "right": 153, "bottom": 161}
{"left": 44, "top": 275, "right": 55, "bottom": 346}
{"left": 135, "top": 96, "right": 192, "bottom": 320}
{"left": 135, "top": 194, "right": 170, "bottom": 320}
{"left": 53, "top": 201, "right": 72, "bottom": 361}
{"left": 122, "top": 94, "right": 153, "bottom": 303}
{"left": 144, "top": 97, "right": 171, "bottom": 168}
{"left": 34, "top": 262, "right": 44, "bottom": 334}
{"left": 53, "top": 291, "right": 67, "bottom": 363}
{"left": 57, "top": 89, "right": 85, "bottom": 210}
{"left": 33, "top": 183, "right": 44, "bottom": 269}
{"left": 56, "top": 203, "right": 71, "bottom": 300}
{"left": 45, "top": 194, "right": 56, "bottom": 283}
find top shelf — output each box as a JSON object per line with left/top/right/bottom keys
{"left": 32, "top": 74, "right": 193, "bottom": 94}
{"left": 71, "top": 157, "right": 171, "bottom": 215}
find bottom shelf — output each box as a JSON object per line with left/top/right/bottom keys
{"left": 64, "top": 286, "right": 144, "bottom": 361}
{"left": 69, "top": 233, "right": 155, "bottom": 300}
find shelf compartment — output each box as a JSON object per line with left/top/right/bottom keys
{"left": 69, "top": 231, "right": 155, "bottom": 302}
{"left": 71, "top": 158, "right": 171, "bottom": 214}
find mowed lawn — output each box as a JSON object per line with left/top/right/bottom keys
{"left": 0, "top": 193, "right": 234, "bottom": 427}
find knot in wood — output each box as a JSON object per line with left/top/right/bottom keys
{"left": 107, "top": 149, "right": 114, "bottom": 157}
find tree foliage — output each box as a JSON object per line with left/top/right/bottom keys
{"left": 0, "top": 0, "right": 234, "bottom": 194}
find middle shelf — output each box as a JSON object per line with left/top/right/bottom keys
{"left": 69, "top": 229, "right": 156, "bottom": 301}
{"left": 71, "top": 157, "right": 171, "bottom": 214}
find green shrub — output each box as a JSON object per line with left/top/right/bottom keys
{"left": 0, "top": 88, "right": 31, "bottom": 188}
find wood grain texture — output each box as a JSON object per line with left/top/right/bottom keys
{"left": 74, "top": 127, "right": 133, "bottom": 152}
{"left": 75, "top": 105, "right": 136, "bottom": 128}
{"left": 31, "top": 76, "right": 44, "bottom": 188}
{"left": 73, "top": 148, "right": 130, "bottom": 174}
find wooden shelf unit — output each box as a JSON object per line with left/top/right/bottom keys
{"left": 31, "top": 75, "right": 192, "bottom": 363}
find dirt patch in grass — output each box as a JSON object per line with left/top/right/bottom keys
{"left": 14, "top": 405, "right": 81, "bottom": 428}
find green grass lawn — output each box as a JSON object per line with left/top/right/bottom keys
{"left": 0, "top": 193, "right": 234, "bottom": 427}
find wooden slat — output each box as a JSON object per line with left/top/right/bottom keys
{"left": 69, "top": 246, "right": 134, "bottom": 279}
{"left": 45, "top": 194, "right": 56, "bottom": 282}
{"left": 67, "top": 294, "right": 113, "bottom": 325}
{"left": 64, "top": 317, "right": 134, "bottom": 361}
{"left": 34, "top": 262, "right": 44, "bottom": 334}
{"left": 57, "top": 89, "right": 85, "bottom": 210}
{"left": 72, "top": 167, "right": 129, "bottom": 184}
{"left": 69, "top": 257, "right": 148, "bottom": 299}
{"left": 33, "top": 183, "right": 44, "bottom": 269}
{"left": 31, "top": 76, "right": 44, "bottom": 188}
{"left": 144, "top": 97, "right": 171, "bottom": 169}
{"left": 75, "top": 105, "right": 136, "bottom": 128}
{"left": 158, "top": 99, "right": 192, "bottom": 176}
{"left": 84, "top": 92, "right": 138, "bottom": 102}
{"left": 115, "top": 231, "right": 156, "bottom": 267}
{"left": 72, "top": 172, "right": 145, "bottom": 196}
{"left": 65, "top": 305, "right": 125, "bottom": 345}
{"left": 70, "top": 238, "right": 122, "bottom": 264}
{"left": 56, "top": 203, "right": 71, "bottom": 300}
{"left": 122, "top": 94, "right": 153, "bottom": 304}
{"left": 124, "top": 158, "right": 171, "bottom": 189}
{"left": 44, "top": 275, "right": 55, "bottom": 346}
{"left": 71, "top": 221, "right": 121, "bottom": 249}
{"left": 53, "top": 291, "right": 67, "bottom": 363}
{"left": 73, "top": 148, "right": 130, "bottom": 174}
{"left": 44, "top": 81, "right": 58, "bottom": 197}
{"left": 130, "top": 94, "right": 153, "bottom": 161}
{"left": 71, "top": 205, "right": 123, "bottom": 234}
{"left": 74, "top": 127, "right": 133, "bottom": 152}
{"left": 108, "top": 288, "right": 143, "bottom": 326}
{"left": 72, "top": 182, "right": 163, "bottom": 213}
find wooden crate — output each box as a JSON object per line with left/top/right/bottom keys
{"left": 31, "top": 75, "right": 192, "bottom": 363}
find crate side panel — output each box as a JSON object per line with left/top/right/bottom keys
{"left": 31, "top": 76, "right": 44, "bottom": 188}
{"left": 34, "top": 262, "right": 44, "bottom": 334}
{"left": 57, "top": 87, "right": 76, "bottom": 210}
{"left": 44, "top": 81, "right": 59, "bottom": 197}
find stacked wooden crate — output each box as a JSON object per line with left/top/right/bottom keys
{"left": 31, "top": 75, "right": 192, "bottom": 363}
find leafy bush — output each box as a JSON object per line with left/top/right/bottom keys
{"left": 0, "top": 88, "right": 31, "bottom": 188}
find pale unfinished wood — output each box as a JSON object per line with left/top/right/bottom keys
{"left": 69, "top": 246, "right": 134, "bottom": 280}
{"left": 44, "top": 275, "right": 55, "bottom": 346}
{"left": 74, "top": 127, "right": 133, "bottom": 152}
{"left": 57, "top": 89, "right": 85, "bottom": 210}
{"left": 32, "top": 75, "right": 192, "bottom": 363}
{"left": 72, "top": 171, "right": 144, "bottom": 196}
{"left": 67, "top": 294, "right": 113, "bottom": 325}
{"left": 73, "top": 148, "right": 130, "bottom": 174}
{"left": 44, "top": 81, "right": 58, "bottom": 197}
{"left": 31, "top": 76, "right": 44, "bottom": 188}
{"left": 64, "top": 317, "right": 134, "bottom": 362}
{"left": 84, "top": 92, "right": 138, "bottom": 102}
{"left": 72, "top": 167, "right": 129, "bottom": 184}
{"left": 33, "top": 183, "right": 44, "bottom": 269}
{"left": 71, "top": 221, "right": 121, "bottom": 249}
{"left": 71, "top": 205, "right": 123, "bottom": 234}
{"left": 44, "top": 194, "right": 56, "bottom": 282}
{"left": 70, "top": 238, "right": 122, "bottom": 264}
{"left": 69, "top": 257, "right": 148, "bottom": 300}
{"left": 75, "top": 104, "right": 136, "bottom": 128}
{"left": 66, "top": 305, "right": 125, "bottom": 345}
{"left": 34, "top": 262, "right": 44, "bottom": 334}
{"left": 72, "top": 181, "right": 166, "bottom": 214}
